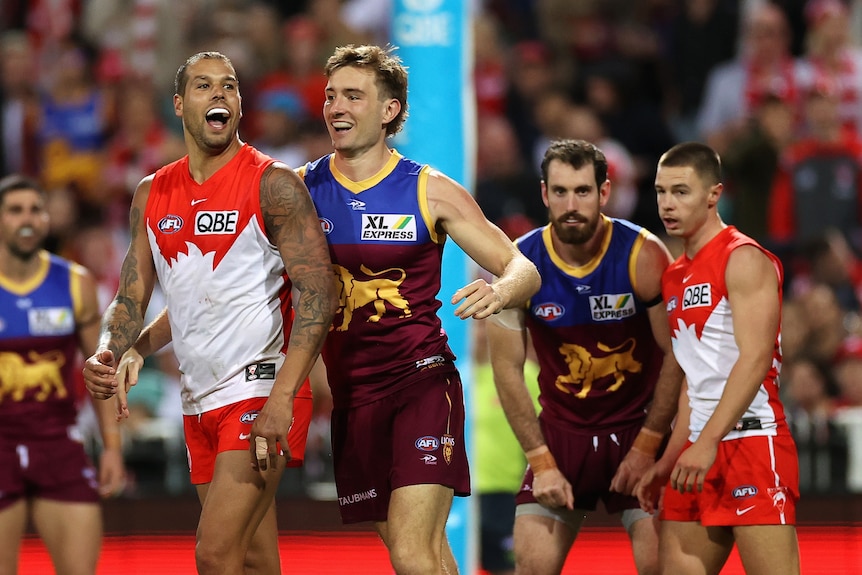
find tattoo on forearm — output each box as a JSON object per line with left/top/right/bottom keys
{"left": 100, "top": 205, "right": 146, "bottom": 359}
{"left": 261, "top": 166, "right": 337, "bottom": 355}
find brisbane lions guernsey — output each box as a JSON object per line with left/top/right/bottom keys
{"left": 0, "top": 252, "right": 83, "bottom": 440}
{"left": 146, "top": 144, "right": 302, "bottom": 415}
{"left": 299, "top": 151, "right": 456, "bottom": 409}
{"left": 516, "top": 216, "right": 663, "bottom": 432}
{"left": 663, "top": 226, "right": 789, "bottom": 442}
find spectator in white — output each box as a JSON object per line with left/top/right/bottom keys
{"left": 697, "top": 3, "right": 805, "bottom": 154}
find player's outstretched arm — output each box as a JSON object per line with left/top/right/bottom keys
{"left": 426, "top": 171, "right": 540, "bottom": 319}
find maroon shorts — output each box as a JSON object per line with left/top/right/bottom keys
{"left": 660, "top": 433, "right": 799, "bottom": 526}
{"left": 516, "top": 418, "right": 642, "bottom": 514}
{"left": 0, "top": 432, "right": 100, "bottom": 511}
{"left": 331, "top": 369, "right": 471, "bottom": 524}
{"left": 184, "top": 390, "right": 313, "bottom": 484}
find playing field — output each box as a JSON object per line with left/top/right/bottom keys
{"left": 19, "top": 525, "right": 862, "bottom": 574}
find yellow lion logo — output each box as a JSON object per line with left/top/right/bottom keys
{"left": 555, "top": 338, "right": 642, "bottom": 398}
{"left": 333, "top": 264, "right": 412, "bottom": 331}
{"left": 0, "top": 350, "right": 68, "bottom": 402}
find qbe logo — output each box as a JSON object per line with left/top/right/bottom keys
{"left": 393, "top": 0, "right": 451, "bottom": 46}
{"left": 195, "top": 210, "right": 239, "bottom": 235}
{"left": 682, "top": 283, "right": 712, "bottom": 310}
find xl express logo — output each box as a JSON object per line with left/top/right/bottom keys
{"left": 361, "top": 214, "right": 417, "bottom": 241}
{"left": 589, "top": 293, "right": 636, "bottom": 321}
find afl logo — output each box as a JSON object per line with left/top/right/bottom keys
{"left": 158, "top": 215, "right": 184, "bottom": 234}
{"left": 415, "top": 436, "right": 439, "bottom": 451}
{"left": 732, "top": 485, "right": 758, "bottom": 499}
{"left": 667, "top": 296, "right": 678, "bottom": 313}
{"left": 239, "top": 410, "right": 260, "bottom": 424}
{"left": 319, "top": 217, "right": 333, "bottom": 235}
{"left": 533, "top": 302, "right": 564, "bottom": 321}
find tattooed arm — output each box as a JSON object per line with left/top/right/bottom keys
{"left": 249, "top": 163, "right": 337, "bottom": 467}
{"left": 85, "top": 176, "right": 157, "bottom": 400}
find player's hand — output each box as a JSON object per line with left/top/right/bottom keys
{"left": 670, "top": 440, "right": 717, "bottom": 494}
{"left": 115, "top": 348, "right": 144, "bottom": 421}
{"left": 97, "top": 446, "right": 126, "bottom": 498}
{"left": 451, "top": 279, "right": 503, "bottom": 320}
{"left": 532, "top": 467, "right": 574, "bottom": 510}
{"left": 83, "top": 350, "right": 117, "bottom": 400}
{"left": 249, "top": 395, "right": 293, "bottom": 472}
{"left": 610, "top": 448, "right": 654, "bottom": 496}
{"left": 635, "top": 458, "right": 673, "bottom": 514}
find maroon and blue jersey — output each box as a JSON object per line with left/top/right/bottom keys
{"left": 0, "top": 252, "right": 83, "bottom": 440}
{"left": 300, "top": 151, "right": 456, "bottom": 409}
{"left": 517, "top": 216, "right": 662, "bottom": 432}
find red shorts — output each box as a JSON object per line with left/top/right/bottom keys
{"left": 660, "top": 433, "right": 799, "bottom": 526}
{"left": 0, "top": 432, "right": 100, "bottom": 510}
{"left": 183, "top": 384, "right": 313, "bottom": 484}
{"left": 331, "top": 368, "right": 471, "bottom": 524}
{"left": 516, "top": 418, "right": 643, "bottom": 514}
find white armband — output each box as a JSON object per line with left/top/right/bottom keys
{"left": 488, "top": 307, "right": 526, "bottom": 331}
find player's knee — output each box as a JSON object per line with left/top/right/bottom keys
{"left": 195, "top": 539, "right": 237, "bottom": 575}
{"left": 388, "top": 541, "right": 441, "bottom": 575}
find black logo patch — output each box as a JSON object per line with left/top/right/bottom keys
{"left": 245, "top": 362, "right": 276, "bottom": 381}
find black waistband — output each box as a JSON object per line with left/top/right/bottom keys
{"left": 734, "top": 417, "right": 762, "bottom": 431}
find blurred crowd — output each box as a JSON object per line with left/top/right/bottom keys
{"left": 3, "top": 0, "right": 862, "bottom": 496}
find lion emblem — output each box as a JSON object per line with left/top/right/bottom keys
{"left": 0, "top": 350, "right": 67, "bottom": 402}
{"left": 555, "top": 338, "right": 642, "bottom": 398}
{"left": 333, "top": 264, "right": 412, "bottom": 331}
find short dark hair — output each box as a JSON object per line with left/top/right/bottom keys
{"left": 174, "top": 51, "right": 236, "bottom": 97}
{"left": 658, "top": 142, "right": 722, "bottom": 186}
{"left": 325, "top": 44, "right": 409, "bottom": 137}
{"left": 0, "top": 174, "right": 44, "bottom": 207}
{"left": 540, "top": 139, "right": 608, "bottom": 187}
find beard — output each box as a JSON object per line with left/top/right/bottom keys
{"left": 550, "top": 210, "right": 599, "bottom": 245}
{"left": 8, "top": 240, "right": 41, "bottom": 261}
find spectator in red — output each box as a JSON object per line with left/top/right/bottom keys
{"left": 768, "top": 80, "right": 862, "bottom": 250}
{"left": 798, "top": 0, "right": 862, "bottom": 135}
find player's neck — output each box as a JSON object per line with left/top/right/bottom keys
{"left": 683, "top": 216, "right": 726, "bottom": 259}
{"left": 0, "top": 248, "right": 44, "bottom": 283}
{"left": 333, "top": 142, "right": 393, "bottom": 182}
{"left": 186, "top": 138, "right": 244, "bottom": 184}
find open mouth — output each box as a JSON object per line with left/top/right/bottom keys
{"left": 206, "top": 107, "right": 230, "bottom": 129}
{"left": 332, "top": 121, "right": 352, "bottom": 133}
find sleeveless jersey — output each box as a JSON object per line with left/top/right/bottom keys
{"left": 300, "top": 151, "right": 455, "bottom": 409}
{"left": 516, "top": 217, "right": 663, "bottom": 432}
{"left": 662, "top": 226, "right": 789, "bottom": 441}
{"left": 0, "top": 251, "right": 83, "bottom": 440}
{"left": 146, "top": 144, "right": 299, "bottom": 415}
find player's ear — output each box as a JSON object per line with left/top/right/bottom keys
{"left": 382, "top": 98, "right": 401, "bottom": 126}
{"left": 707, "top": 183, "right": 723, "bottom": 208}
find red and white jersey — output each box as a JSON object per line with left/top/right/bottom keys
{"left": 145, "top": 145, "right": 293, "bottom": 415}
{"left": 663, "top": 226, "right": 789, "bottom": 442}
